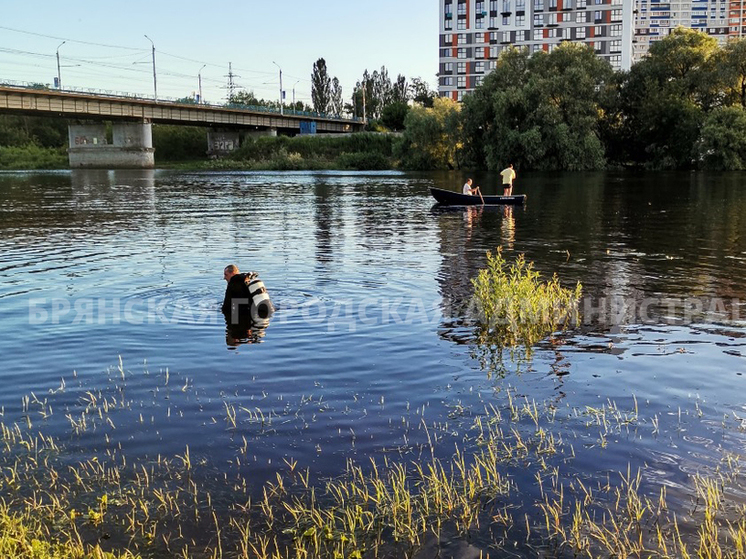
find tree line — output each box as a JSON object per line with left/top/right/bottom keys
{"left": 446, "top": 28, "right": 746, "bottom": 171}
{"left": 4, "top": 29, "right": 746, "bottom": 171}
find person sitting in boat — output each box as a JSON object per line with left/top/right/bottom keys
{"left": 462, "top": 178, "right": 480, "bottom": 196}
{"left": 222, "top": 264, "right": 274, "bottom": 324}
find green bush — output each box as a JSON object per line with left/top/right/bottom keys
{"left": 0, "top": 145, "right": 67, "bottom": 170}
{"left": 471, "top": 248, "right": 582, "bottom": 353}
{"left": 336, "top": 152, "right": 390, "bottom": 170}
{"left": 152, "top": 125, "right": 207, "bottom": 161}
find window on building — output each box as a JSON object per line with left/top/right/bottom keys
{"left": 502, "top": 31, "right": 512, "bottom": 41}
{"left": 490, "top": 46, "right": 499, "bottom": 57}
{"left": 444, "top": 33, "right": 453, "bottom": 43}
{"left": 476, "top": 47, "right": 485, "bottom": 58}
{"left": 576, "top": 26, "right": 586, "bottom": 38}
{"left": 503, "top": 15, "right": 510, "bottom": 24}
{"left": 516, "top": 0, "right": 526, "bottom": 9}
{"left": 610, "top": 39, "right": 621, "bottom": 51}
{"left": 562, "top": 26, "right": 571, "bottom": 38}
{"left": 549, "top": 13, "right": 558, "bottom": 24}
{"left": 476, "top": 17, "right": 485, "bottom": 28}
{"left": 534, "top": 14, "right": 544, "bottom": 25}
{"left": 594, "top": 0, "right": 602, "bottom": 4}
{"left": 457, "top": 2, "right": 467, "bottom": 14}
{"left": 457, "top": 90, "right": 465, "bottom": 101}
{"left": 490, "top": 17, "right": 498, "bottom": 27}
{"left": 577, "top": 0, "right": 587, "bottom": 7}
{"left": 476, "top": 1, "right": 485, "bottom": 11}
{"left": 532, "top": 44, "right": 542, "bottom": 53}
{"left": 490, "top": 0, "right": 498, "bottom": 10}
{"left": 576, "top": 11, "right": 588, "bottom": 21}
{"left": 533, "top": 28, "right": 544, "bottom": 39}
{"left": 458, "top": 33, "right": 467, "bottom": 43}
{"left": 444, "top": 77, "right": 453, "bottom": 86}
{"left": 516, "top": 14, "right": 526, "bottom": 24}
{"left": 457, "top": 61, "right": 467, "bottom": 73}
{"left": 594, "top": 10, "right": 602, "bottom": 21}
{"left": 609, "top": 54, "right": 621, "bottom": 66}
{"left": 549, "top": 0, "right": 557, "bottom": 8}
{"left": 475, "top": 76, "right": 484, "bottom": 86}
{"left": 611, "top": 24, "right": 622, "bottom": 35}
{"left": 612, "top": 9, "right": 623, "bottom": 20}
{"left": 457, "top": 48, "right": 467, "bottom": 58}
{"left": 445, "top": 19, "right": 453, "bottom": 29}
{"left": 503, "top": 0, "right": 511, "bottom": 11}
{"left": 457, "top": 76, "right": 466, "bottom": 88}
{"left": 475, "top": 61, "right": 485, "bottom": 72}
{"left": 440, "top": 48, "right": 451, "bottom": 57}
{"left": 445, "top": 62, "right": 453, "bottom": 72}
{"left": 594, "top": 25, "right": 602, "bottom": 35}
{"left": 534, "top": 0, "right": 543, "bottom": 10}
{"left": 457, "top": 19, "right": 466, "bottom": 29}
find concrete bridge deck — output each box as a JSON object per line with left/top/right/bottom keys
{"left": 0, "top": 85, "right": 362, "bottom": 134}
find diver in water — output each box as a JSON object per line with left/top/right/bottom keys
{"left": 222, "top": 264, "right": 274, "bottom": 324}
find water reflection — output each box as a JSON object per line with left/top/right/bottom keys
{"left": 225, "top": 316, "right": 270, "bottom": 348}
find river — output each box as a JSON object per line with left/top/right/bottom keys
{"left": 1, "top": 169, "right": 746, "bottom": 556}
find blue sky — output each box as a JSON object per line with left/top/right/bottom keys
{"left": 1, "top": 0, "right": 438, "bottom": 106}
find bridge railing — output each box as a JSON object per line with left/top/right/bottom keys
{"left": 0, "top": 79, "right": 363, "bottom": 123}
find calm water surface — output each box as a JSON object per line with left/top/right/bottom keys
{"left": 2, "top": 168, "right": 746, "bottom": 544}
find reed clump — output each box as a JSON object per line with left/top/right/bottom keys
{"left": 471, "top": 248, "right": 582, "bottom": 352}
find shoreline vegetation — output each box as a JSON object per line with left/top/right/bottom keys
{"left": 3, "top": 29, "right": 746, "bottom": 172}
{"left": 2, "top": 254, "right": 746, "bottom": 557}
{"left": 3, "top": 363, "right": 746, "bottom": 558}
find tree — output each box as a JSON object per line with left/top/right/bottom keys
{"left": 410, "top": 77, "right": 436, "bottom": 107}
{"left": 614, "top": 28, "right": 719, "bottom": 168}
{"left": 228, "top": 90, "right": 261, "bottom": 106}
{"left": 392, "top": 75, "right": 409, "bottom": 104}
{"left": 699, "top": 106, "right": 746, "bottom": 169}
{"left": 460, "top": 43, "right": 610, "bottom": 171}
{"left": 395, "top": 97, "right": 462, "bottom": 169}
{"left": 720, "top": 39, "right": 746, "bottom": 108}
{"left": 381, "top": 102, "right": 410, "bottom": 131}
{"left": 311, "top": 58, "right": 332, "bottom": 114}
{"left": 330, "top": 77, "right": 343, "bottom": 116}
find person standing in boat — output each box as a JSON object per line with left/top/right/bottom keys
{"left": 462, "top": 178, "right": 480, "bottom": 196}
{"left": 500, "top": 164, "right": 516, "bottom": 196}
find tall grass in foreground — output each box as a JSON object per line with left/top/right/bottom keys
{"left": 3, "top": 361, "right": 746, "bottom": 558}
{"left": 471, "top": 248, "right": 582, "bottom": 356}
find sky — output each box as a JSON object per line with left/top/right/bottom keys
{"left": 1, "top": 0, "right": 438, "bottom": 107}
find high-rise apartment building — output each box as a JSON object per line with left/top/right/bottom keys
{"left": 633, "top": 0, "right": 743, "bottom": 61}
{"left": 438, "top": 0, "right": 635, "bottom": 100}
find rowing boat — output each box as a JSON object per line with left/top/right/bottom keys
{"left": 430, "top": 187, "right": 526, "bottom": 206}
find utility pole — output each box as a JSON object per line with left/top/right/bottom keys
{"left": 198, "top": 64, "right": 206, "bottom": 104}
{"left": 292, "top": 80, "right": 299, "bottom": 113}
{"left": 362, "top": 80, "right": 366, "bottom": 124}
{"left": 144, "top": 35, "right": 157, "bottom": 101}
{"left": 273, "top": 61, "right": 283, "bottom": 115}
{"left": 224, "top": 62, "right": 240, "bottom": 102}
{"left": 56, "top": 41, "right": 65, "bottom": 89}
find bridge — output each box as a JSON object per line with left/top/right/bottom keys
{"left": 0, "top": 84, "right": 364, "bottom": 168}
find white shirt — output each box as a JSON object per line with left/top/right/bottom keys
{"left": 462, "top": 182, "right": 473, "bottom": 195}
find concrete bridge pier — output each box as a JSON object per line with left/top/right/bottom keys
{"left": 68, "top": 121, "right": 155, "bottom": 169}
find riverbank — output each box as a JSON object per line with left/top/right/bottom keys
{"left": 0, "top": 132, "right": 399, "bottom": 172}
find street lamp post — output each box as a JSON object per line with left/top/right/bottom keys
{"left": 198, "top": 64, "right": 206, "bottom": 104}
{"left": 56, "top": 41, "right": 65, "bottom": 90}
{"left": 292, "top": 80, "right": 299, "bottom": 114}
{"left": 272, "top": 61, "right": 283, "bottom": 115}
{"left": 144, "top": 35, "right": 157, "bottom": 102}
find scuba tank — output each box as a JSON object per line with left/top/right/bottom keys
{"left": 245, "top": 273, "right": 274, "bottom": 320}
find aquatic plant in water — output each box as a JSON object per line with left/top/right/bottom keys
{"left": 471, "top": 248, "right": 582, "bottom": 356}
